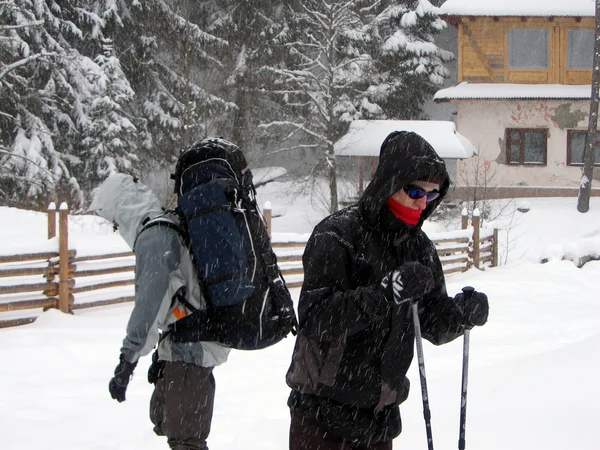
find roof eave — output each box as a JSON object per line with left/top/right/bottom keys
{"left": 439, "top": 13, "right": 593, "bottom": 19}
{"left": 435, "top": 97, "right": 591, "bottom": 102}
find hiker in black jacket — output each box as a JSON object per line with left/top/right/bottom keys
{"left": 286, "top": 131, "right": 489, "bottom": 449}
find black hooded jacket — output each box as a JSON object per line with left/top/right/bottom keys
{"left": 286, "top": 131, "right": 468, "bottom": 444}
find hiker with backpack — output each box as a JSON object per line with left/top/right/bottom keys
{"left": 90, "top": 138, "right": 295, "bottom": 450}
{"left": 285, "top": 131, "right": 489, "bottom": 449}
{"left": 90, "top": 172, "right": 228, "bottom": 450}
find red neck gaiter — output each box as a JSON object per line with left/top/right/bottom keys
{"left": 387, "top": 198, "right": 422, "bottom": 226}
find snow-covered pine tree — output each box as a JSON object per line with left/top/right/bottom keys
{"left": 61, "top": 2, "right": 140, "bottom": 202}
{"left": 368, "top": 0, "right": 453, "bottom": 119}
{"left": 111, "top": 0, "right": 236, "bottom": 176}
{"left": 75, "top": 37, "right": 137, "bottom": 198}
{"left": 0, "top": 1, "right": 140, "bottom": 208}
{"left": 0, "top": 0, "right": 75, "bottom": 208}
{"left": 207, "top": 0, "right": 286, "bottom": 161}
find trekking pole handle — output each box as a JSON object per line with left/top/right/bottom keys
{"left": 461, "top": 286, "right": 475, "bottom": 330}
{"left": 461, "top": 285, "right": 475, "bottom": 299}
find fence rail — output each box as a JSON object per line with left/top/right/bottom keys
{"left": 0, "top": 204, "right": 497, "bottom": 328}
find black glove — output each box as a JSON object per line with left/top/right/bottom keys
{"left": 454, "top": 287, "right": 489, "bottom": 327}
{"left": 109, "top": 354, "right": 137, "bottom": 402}
{"left": 381, "top": 261, "right": 435, "bottom": 305}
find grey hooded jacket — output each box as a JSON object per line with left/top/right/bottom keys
{"left": 90, "top": 174, "right": 230, "bottom": 367}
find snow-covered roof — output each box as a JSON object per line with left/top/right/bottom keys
{"left": 334, "top": 120, "right": 476, "bottom": 159}
{"left": 439, "top": 0, "right": 595, "bottom": 17}
{"left": 434, "top": 82, "right": 592, "bottom": 101}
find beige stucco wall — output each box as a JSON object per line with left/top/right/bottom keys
{"left": 453, "top": 99, "right": 594, "bottom": 187}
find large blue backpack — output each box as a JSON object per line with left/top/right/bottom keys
{"left": 168, "top": 138, "right": 297, "bottom": 350}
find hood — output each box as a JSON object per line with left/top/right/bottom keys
{"left": 359, "top": 131, "right": 450, "bottom": 231}
{"left": 89, "top": 174, "right": 165, "bottom": 250}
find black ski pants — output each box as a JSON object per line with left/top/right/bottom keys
{"left": 150, "top": 361, "right": 215, "bottom": 450}
{"left": 290, "top": 412, "right": 393, "bottom": 450}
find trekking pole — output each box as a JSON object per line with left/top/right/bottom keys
{"left": 458, "top": 286, "right": 475, "bottom": 450}
{"left": 412, "top": 300, "right": 434, "bottom": 450}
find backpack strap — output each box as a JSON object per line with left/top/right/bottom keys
{"left": 171, "top": 286, "right": 198, "bottom": 314}
{"left": 133, "top": 215, "right": 180, "bottom": 252}
{"left": 184, "top": 204, "right": 233, "bottom": 221}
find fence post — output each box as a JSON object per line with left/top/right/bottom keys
{"left": 48, "top": 202, "right": 57, "bottom": 239}
{"left": 471, "top": 209, "right": 480, "bottom": 270}
{"left": 58, "top": 203, "right": 70, "bottom": 313}
{"left": 462, "top": 208, "right": 472, "bottom": 269}
{"left": 45, "top": 203, "right": 58, "bottom": 287}
{"left": 264, "top": 201, "right": 272, "bottom": 239}
{"left": 492, "top": 228, "right": 499, "bottom": 267}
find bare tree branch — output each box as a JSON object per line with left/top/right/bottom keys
{"left": 258, "top": 120, "right": 330, "bottom": 144}
{"left": 0, "top": 52, "right": 55, "bottom": 83}
{"left": 267, "top": 144, "right": 320, "bottom": 155}
{"left": 0, "top": 110, "right": 16, "bottom": 121}
{"left": 0, "top": 19, "right": 44, "bottom": 32}
{"left": 0, "top": 147, "right": 57, "bottom": 179}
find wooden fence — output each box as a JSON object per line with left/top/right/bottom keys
{"left": 0, "top": 204, "right": 497, "bottom": 328}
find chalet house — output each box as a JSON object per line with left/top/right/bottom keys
{"left": 435, "top": 0, "right": 600, "bottom": 197}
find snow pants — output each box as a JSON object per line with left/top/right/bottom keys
{"left": 289, "top": 412, "right": 393, "bottom": 450}
{"left": 150, "top": 361, "right": 215, "bottom": 450}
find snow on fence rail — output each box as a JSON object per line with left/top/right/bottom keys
{"left": 0, "top": 205, "right": 497, "bottom": 328}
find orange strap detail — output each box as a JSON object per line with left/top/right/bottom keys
{"left": 173, "top": 305, "right": 188, "bottom": 320}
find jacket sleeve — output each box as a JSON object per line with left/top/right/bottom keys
{"left": 417, "top": 236, "right": 466, "bottom": 345}
{"left": 297, "top": 226, "right": 392, "bottom": 341}
{"left": 120, "top": 227, "right": 180, "bottom": 363}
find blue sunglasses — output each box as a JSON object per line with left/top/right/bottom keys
{"left": 403, "top": 184, "right": 440, "bottom": 202}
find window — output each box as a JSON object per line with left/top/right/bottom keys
{"left": 567, "top": 130, "right": 600, "bottom": 166}
{"left": 508, "top": 29, "right": 549, "bottom": 69}
{"left": 567, "top": 29, "right": 594, "bottom": 69}
{"left": 505, "top": 129, "right": 547, "bottom": 165}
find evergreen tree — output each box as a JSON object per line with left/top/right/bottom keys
{"left": 0, "top": 0, "right": 77, "bottom": 207}
{"left": 76, "top": 37, "right": 137, "bottom": 197}
{"left": 112, "top": 0, "right": 235, "bottom": 175}
{"left": 369, "top": 0, "right": 453, "bottom": 119}
{"left": 0, "top": 0, "right": 138, "bottom": 208}
{"left": 207, "top": 0, "right": 287, "bottom": 162}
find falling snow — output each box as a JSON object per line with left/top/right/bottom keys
{"left": 1, "top": 181, "right": 600, "bottom": 449}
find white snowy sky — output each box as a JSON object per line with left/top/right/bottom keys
{"left": 439, "top": 0, "right": 595, "bottom": 17}
{"left": 334, "top": 120, "right": 476, "bottom": 159}
{"left": 1, "top": 180, "right": 600, "bottom": 449}
{"left": 434, "top": 82, "right": 593, "bottom": 101}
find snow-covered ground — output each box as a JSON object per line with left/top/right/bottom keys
{"left": 1, "top": 184, "right": 600, "bottom": 450}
